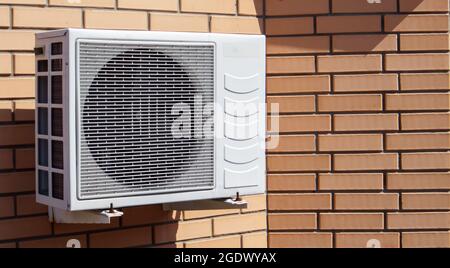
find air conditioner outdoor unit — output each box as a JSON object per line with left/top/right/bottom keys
{"left": 35, "top": 29, "right": 266, "bottom": 211}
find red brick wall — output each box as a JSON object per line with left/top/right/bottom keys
{"left": 266, "top": 0, "right": 450, "bottom": 248}
{"left": 0, "top": 0, "right": 266, "bottom": 248}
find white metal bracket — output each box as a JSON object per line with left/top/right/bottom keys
{"left": 48, "top": 207, "right": 123, "bottom": 224}
{"left": 162, "top": 198, "right": 248, "bottom": 211}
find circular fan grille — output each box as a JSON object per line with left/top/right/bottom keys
{"left": 78, "top": 43, "right": 215, "bottom": 198}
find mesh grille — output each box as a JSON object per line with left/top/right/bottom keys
{"left": 77, "top": 41, "right": 215, "bottom": 199}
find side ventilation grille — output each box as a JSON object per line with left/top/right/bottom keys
{"left": 36, "top": 42, "right": 64, "bottom": 199}
{"left": 77, "top": 41, "right": 215, "bottom": 199}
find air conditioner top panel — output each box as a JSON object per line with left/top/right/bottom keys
{"left": 36, "top": 28, "right": 265, "bottom": 42}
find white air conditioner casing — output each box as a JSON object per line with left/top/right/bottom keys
{"left": 35, "top": 29, "right": 266, "bottom": 211}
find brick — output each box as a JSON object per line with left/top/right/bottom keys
{"left": 332, "top": 0, "right": 397, "bottom": 13}
{"left": 50, "top": 0, "right": 115, "bottom": 8}
{"left": 318, "top": 95, "right": 382, "bottom": 112}
{"left": 0, "top": 149, "right": 13, "bottom": 170}
{"left": 268, "top": 213, "right": 317, "bottom": 230}
{"left": 19, "top": 235, "right": 87, "bottom": 248}
{"left": 387, "top": 173, "right": 450, "bottom": 190}
{"left": 85, "top": 10, "right": 148, "bottom": 30}
{"left": 386, "top": 93, "right": 449, "bottom": 111}
{"left": 181, "top": 0, "right": 236, "bottom": 14}
{"left": 335, "top": 233, "right": 400, "bottom": 248}
{"left": 0, "top": 101, "right": 12, "bottom": 121}
{"left": 0, "top": 125, "right": 34, "bottom": 146}
{"left": 400, "top": 34, "right": 449, "bottom": 51}
{"left": 320, "top": 213, "right": 384, "bottom": 230}
{"left": 90, "top": 227, "right": 152, "bottom": 248}
{"left": 0, "top": 54, "right": 12, "bottom": 74}
{"left": 268, "top": 135, "right": 316, "bottom": 153}
{"left": 14, "top": 54, "right": 34, "bottom": 75}
{"left": 400, "top": 73, "right": 450, "bottom": 91}
{"left": 402, "top": 152, "right": 450, "bottom": 170}
{"left": 317, "top": 55, "right": 382, "bottom": 73}
{"left": 54, "top": 218, "right": 120, "bottom": 235}
{"left": 319, "top": 173, "right": 384, "bottom": 190}
{"left": 150, "top": 13, "right": 208, "bottom": 33}
{"left": 185, "top": 235, "right": 241, "bottom": 248}
{"left": 0, "top": 196, "right": 14, "bottom": 218}
{"left": 0, "top": 78, "right": 35, "bottom": 99}
{"left": 266, "top": 17, "right": 314, "bottom": 36}
{"left": 334, "top": 153, "right": 398, "bottom": 171}
{"left": 386, "top": 133, "right": 450, "bottom": 150}
{"left": 0, "top": 171, "right": 34, "bottom": 194}
{"left": 335, "top": 193, "right": 399, "bottom": 210}
{"left": 317, "top": 15, "right": 381, "bottom": 33}
{"left": 238, "top": 0, "right": 264, "bottom": 16}
{"left": 213, "top": 212, "right": 266, "bottom": 236}
{"left": 267, "top": 56, "right": 315, "bottom": 74}
{"left": 402, "top": 193, "right": 450, "bottom": 210}
{"left": 334, "top": 114, "right": 399, "bottom": 131}
{"left": 400, "top": 0, "right": 449, "bottom": 12}
{"left": 385, "top": 14, "right": 449, "bottom": 32}
{"left": 118, "top": 0, "right": 177, "bottom": 11}
{"left": 265, "top": 0, "right": 329, "bottom": 16}
{"left": 334, "top": 74, "right": 398, "bottom": 92}
{"left": 183, "top": 208, "right": 238, "bottom": 220}
{"left": 318, "top": 134, "right": 383, "bottom": 152}
{"left": 0, "top": 31, "right": 35, "bottom": 51}
{"left": 211, "top": 16, "right": 262, "bottom": 34}
{"left": 0, "top": 0, "right": 47, "bottom": 4}
{"left": 267, "top": 154, "right": 331, "bottom": 172}
{"left": 401, "top": 113, "right": 450, "bottom": 130}
{"left": 267, "top": 75, "right": 330, "bottom": 94}
{"left": 267, "top": 174, "right": 316, "bottom": 191}
{"left": 16, "top": 194, "right": 47, "bottom": 216}
{"left": 13, "top": 7, "right": 82, "bottom": 28}
{"left": 267, "top": 36, "right": 330, "bottom": 55}
{"left": 242, "top": 232, "right": 267, "bottom": 248}
{"left": 387, "top": 212, "right": 449, "bottom": 229}
{"left": 386, "top": 54, "right": 449, "bottom": 71}
{"left": 268, "top": 194, "right": 331, "bottom": 211}
{"left": 269, "top": 115, "right": 331, "bottom": 133}
{"left": 0, "top": 7, "right": 10, "bottom": 28}
{"left": 269, "top": 232, "right": 332, "bottom": 248}
{"left": 333, "top": 34, "right": 397, "bottom": 53}
{"left": 155, "top": 219, "right": 212, "bottom": 244}
{"left": 15, "top": 148, "right": 34, "bottom": 169}
{"left": 14, "top": 100, "right": 34, "bottom": 121}
{"left": 402, "top": 232, "right": 450, "bottom": 248}
{"left": 267, "top": 95, "right": 315, "bottom": 113}
{"left": 0, "top": 216, "right": 51, "bottom": 240}
{"left": 241, "top": 194, "right": 266, "bottom": 213}
{"left": 122, "top": 205, "right": 180, "bottom": 226}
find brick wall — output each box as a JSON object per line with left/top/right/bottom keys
{"left": 266, "top": 0, "right": 450, "bottom": 248}
{"left": 0, "top": 0, "right": 266, "bottom": 248}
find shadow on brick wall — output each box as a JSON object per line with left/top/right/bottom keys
{"left": 1, "top": 106, "right": 185, "bottom": 248}
{"left": 265, "top": 0, "right": 427, "bottom": 54}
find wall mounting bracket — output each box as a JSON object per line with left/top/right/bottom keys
{"left": 48, "top": 207, "right": 123, "bottom": 224}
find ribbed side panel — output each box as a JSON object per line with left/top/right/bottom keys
{"left": 78, "top": 41, "right": 215, "bottom": 199}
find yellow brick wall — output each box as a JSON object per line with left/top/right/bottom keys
{"left": 266, "top": 0, "right": 450, "bottom": 248}
{"left": 0, "top": 0, "right": 266, "bottom": 248}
